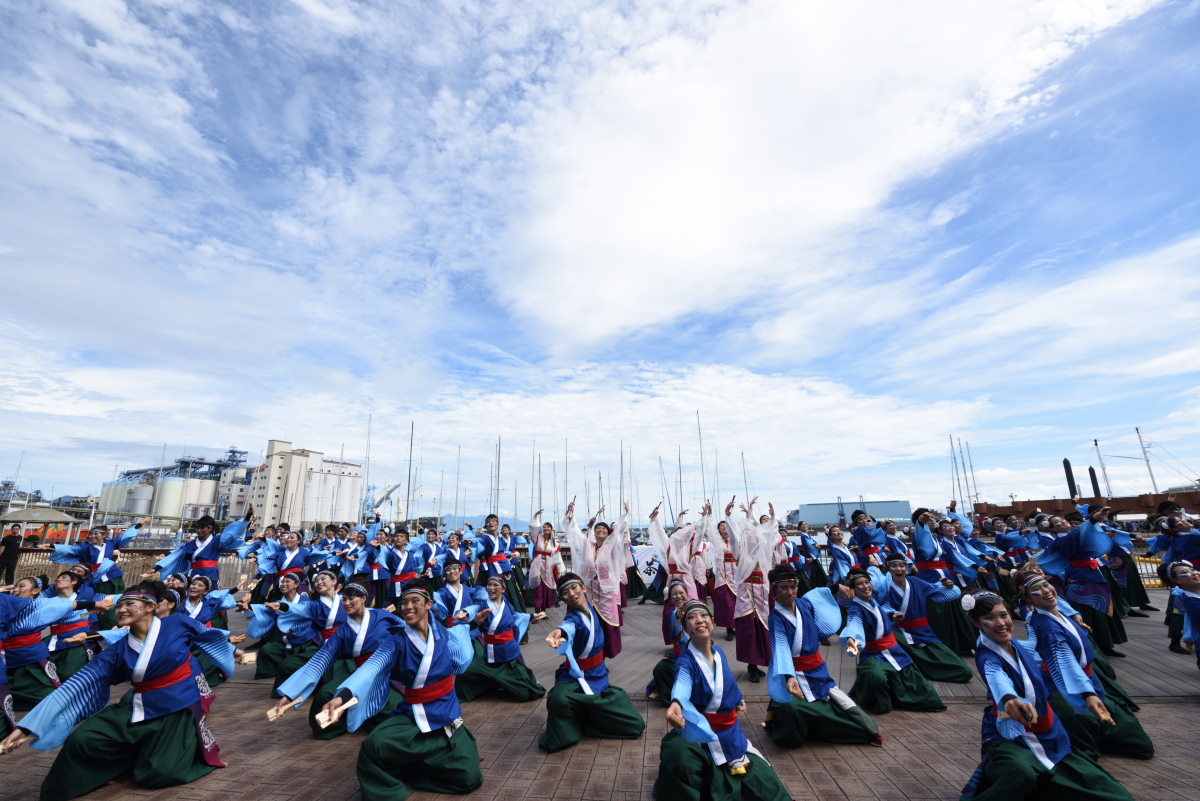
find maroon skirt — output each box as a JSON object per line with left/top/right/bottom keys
{"left": 712, "top": 584, "right": 736, "bottom": 628}
{"left": 734, "top": 612, "right": 768, "bottom": 667}
{"left": 531, "top": 582, "right": 558, "bottom": 612}
{"left": 600, "top": 617, "right": 623, "bottom": 659}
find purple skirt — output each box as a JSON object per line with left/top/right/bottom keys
{"left": 601, "top": 618, "right": 623, "bottom": 659}
{"left": 531, "top": 582, "right": 557, "bottom": 612}
{"left": 735, "top": 613, "right": 769, "bottom": 667}
{"left": 712, "top": 585, "right": 736, "bottom": 628}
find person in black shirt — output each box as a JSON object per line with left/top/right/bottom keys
{"left": 0, "top": 524, "right": 24, "bottom": 585}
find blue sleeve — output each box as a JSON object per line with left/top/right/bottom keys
{"left": 867, "top": 566, "right": 890, "bottom": 597}
{"left": 218, "top": 519, "right": 248, "bottom": 551}
{"left": 446, "top": 623, "right": 474, "bottom": 673}
{"left": 338, "top": 636, "right": 398, "bottom": 732}
{"left": 911, "top": 524, "right": 936, "bottom": 560}
{"left": 6, "top": 596, "right": 76, "bottom": 632}
{"left": 113, "top": 524, "right": 143, "bottom": 549}
{"left": 277, "top": 633, "right": 345, "bottom": 705}
{"left": 182, "top": 616, "right": 236, "bottom": 678}
{"left": 949, "top": 511, "right": 974, "bottom": 537}
{"left": 49, "top": 544, "right": 88, "bottom": 564}
{"left": 1044, "top": 638, "right": 1097, "bottom": 712}
{"left": 153, "top": 544, "right": 191, "bottom": 576}
{"left": 801, "top": 587, "right": 844, "bottom": 639}
{"left": 670, "top": 658, "right": 717, "bottom": 743}
{"left": 766, "top": 615, "right": 795, "bottom": 704}
{"left": 839, "top": 605, "right": 866, "bottom": 649}
{"left": 246, "top": 604, "right": 277, "bottom": 639}
{"left": 923, "top": 578, "right": 961, "bottom": 604}
{"left": 21, "top": 648, "right": 120, "bottom": 750}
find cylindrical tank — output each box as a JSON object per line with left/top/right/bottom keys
{"left": 151, "top": 477, "right": 184, "bottom": 519}
{"left": 127, "top": 483, "right": 154, "bottom": 515}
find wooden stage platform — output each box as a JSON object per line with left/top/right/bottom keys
{"left": 2, "top": 588, "right": 1198, "bottom": 801}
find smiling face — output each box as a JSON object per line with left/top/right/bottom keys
{"left": 342, "top": 593, "right": 366, "bottom": 616}
{"left": 448, "top": 532, "right": 462, "bottom": 547}
{"left": 683, "top": 607, "right": 713, "bottom": 641}
{"left": 560, "top": 581, "right": 588, "bottom": 611}
{"left": 973, "top": 601, "right": 1014, "bottom": 645}
{"left": 850, "top": 574, "right": 873, "bottom": 601}
{"left": 1050, "top": 517, "right": 1070, "bottom": 534}
{"left": 187, "top": 578, "right": 207, "bottom": 599}
{"left": 398, "top": 592, "right": 431, "bottom": 626}
{"left": 115, "top": 598, "right": 154, "bottom": 627}
{"left": 668, "top": 583, "right": 688, "bottom": 608}
{"left": 484, "top": 517, "right": 498, "bottom": 534}
{"left": 594, "top": 522, "right": 611, "bottom": 546}
{"left": 772, "top": 578, "right": 799, "bottom": 606}
{"left": 87, "top": 528, "right": 106, "bottom": 545}
{"left": 1024, "top": 577, "right": 1058, "bottom": 610}
{"left": 278, "top": 574, "right": 301, "bottom": 595}
{"left": 887, "top": 560, "right": 908, "bottom": 580}
{"left": 827, "top": 527, "right": 844, "bottom": 544}
{"left": 1170, "top": 563, "right": 1200, "bottom": 593}
{"left": 486, "top": 579, "right": 505, "bottom": 601}
{"left": 281, "top": 531, "right": 299, "bottom": 549}
{"left": 542, "top": 522, "right": 554, "bottom": 538}
{"left": 13, "top": 578, "right": 39, "bottom": 598}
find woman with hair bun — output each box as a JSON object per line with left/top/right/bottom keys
{"left": 959, "top": 589, "right": 1132, "bottom": 800}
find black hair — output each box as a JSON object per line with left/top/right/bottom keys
{"left": 557, "top": 572, "right": 585, "bottom": 595}
{"left": 846, "top": 568, "right": 871, "bottom": 587}
{"left": 195, "top": 515, "right": 217, "bottom": 530}
{"left": 403, "top": 576, "right": 437, "bottom": 597}
{"left": 767, "top": 564, "right": 799, "bottom": 586}
{"left": 964, "top": 592, "right": 1008, "bottom": 622}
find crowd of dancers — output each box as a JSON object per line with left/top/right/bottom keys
{"left": 2, "top": 496, "right": 1198, "bottom": 801}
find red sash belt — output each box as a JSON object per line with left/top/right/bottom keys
{"left": 576, "top": 650, "right": 604, "bottom": 671}
{"left": 861, "top": 546, "right": 880, "bottom": 555}
{"left": 745, "top": 571, "right": 764, "bottom": 585}
{"left": 897, "top": 616, "right": 929, "bottom": 631}
{"left": 1, "top": 631, "right": 43, "bottom": 649}
{"left": 483, "top": 629, "right": 515, "bottom": 645}
{"left": 484, "top": 555, "right": 508, "bottom": 564}
{"left": 1004, "top": 548, "right": 1031, "bottom": 558}
{"left": 1069, "top": 559, "right": 1100, "bottom": 570}
{"left": 192, "top": 560, "right": 219, "bottom": 569}
{"left": 916, "top": 560, "right": 948, "bottom": 571}
{"left": 788, "top": 554, "right": 800, "bottom": 563}
{"left": 89, "top": 563, "right": 102, "bottom": 571}
{"left": 793, "top": 651, "right": 824, "bottom": 671}
{"left": 865, "top": 633, "right": 898, "bottom": 653}
{"left": 49, "top": 620, "right": 90, "bottom": 636}
{"left": 534, "top": 550, "right": 555, "bottom": 558}
{"left": 703, "top": 710, "right": 738, "bottom": 732}
{"left": 368, "top": 563, "right": 384, "bottom": 571}
{"left": 319, "top": 626, "right": 340, "bottom": 640}
{"left": 132, "top": 660, "right": 192, "bottom": 693}
{"left": 279, "top": 566, "right": 304, "bottom": 577}
{"left": 353, "top": 652, "right": 373, "bottom": 668}
{"left": 668, "top": 562, "right": 684, "bottom": 574}
{"left": 390, "top": 572, "right": 417, "bottom": 583}
{"left": 403, "top": 674, "right": 454, "bottom": 705}
{"left": 723, "top": 554, "right": 737, "bottom": 563}
{"left": 1189, "top": 557, "right": 1200, "bottom": 569}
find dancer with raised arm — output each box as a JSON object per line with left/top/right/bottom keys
{"left": 538, "top": 572, "right": 645, "bottom": 752}
{"left": 563, "top": 500, "right": 630, "bottom": 658}
{"left": 958, "top": 589, "right": 1133, "bottom": 801}
{"left": 657, "top": 599, "right": 790, "bottom": 801}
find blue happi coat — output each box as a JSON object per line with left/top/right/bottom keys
{"left": 840, "top": 595, "right": 912, "bottom": 671}
{"left": 1025, "top": 606, "right": 1102, "bottom": 713}
{"left": 18, "top": 615, "right": 233, "bottom": 750}
{"left": 277, "top": 607, "right": 403, "bottom": 704}
{"left": 767, "top": 587, "right": 842, "bottom": 703}
{"left": 553, "top": 602, "right": 609, "bottom": 695}
{"left": 672, "top": 642, "right": 748, "bottom": 766}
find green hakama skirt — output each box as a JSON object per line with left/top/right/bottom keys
{"left": 504, "top": 571, "right": 529, "bottom": 613}
{"left": 849, "top": 658, "right": 946, "bottom": 715}
{"left": 806, "top": 558, "right": 829, "bottom": 588}
{"left": 962, "top": 739, "right": 1133, "bottom": 801}
{"left": 47, "top": 645, "right": 91, "bottom": 682}
{"left": 93, "top": 576, "right": 125, "bottom": 630}
{"left": 356, "top": 716, "right": 483, "bottom": 801}
{"left": 1075, "top": 603, "right": 1127, "bottom": 653}
{"left": 650, "top": 657, "right": 677, "bottom": 705}
{"left": 1047, "top": 690, "right": 1154, "bottom": 761}
{"left": 455, "top": 641, "right": 546, "bottom": 702}
{"left": 10, "top": 660, "right": 59, "bottom": 711}
{"left": 626, "top": 565, "right": 647, "bottom": 599}
{"left": 1123, "top": 561, "right": 1151, "bottom": 608}
{"left": 899, "top": 638, "right": 974, "bottom": 683}
{"left": 538, "top": 681, "right": 646, "bottom": 752}
{"left": 765, "top": 696, "right": 878, "bottom": 747}
{"left": 928, "top": 596, "right": 977, "bottom": 656}
{"left": 656, "top": 730, "right": 790, "bottom": 801}
{"left": 40, "top": 699, "right": 214, "bottom": 801}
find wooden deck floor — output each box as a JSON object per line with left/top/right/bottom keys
{"left": 1, "top": 588, "right": 1198, "bottom": 801}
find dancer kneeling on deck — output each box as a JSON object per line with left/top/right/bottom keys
{"left": 764, "top": 565, "right": 881, "bottom": 747}
{"left": 840, "top": 568, "right": 946, "bottom": 714}
{"left": 272, "top": 582, "right": 404, "bottom": 740}
{"left": 317, "top": 578, "right": 483, "bottom": 801}
{"left": 657, "top": 599, "right": 790, "bottom": 801}
{"left": 875, "top": 554, "right": 973, "bottom": 683}
{"left": 958, "top": 590, "right": 1132, "bottom": 801}
{"left": 538, "top": 572, "right": 645, "bottom": 752}
{"left": 2, "top": 584, "right": 231, "bottom": 801}
{"left": 455, "top": 574, "right": 545, "bottom": 702}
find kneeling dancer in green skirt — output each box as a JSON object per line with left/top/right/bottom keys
{"left": 2, "top": 585, "right": 232, "bottom": 801}
{"left": 318, "top": 578, "right": 483, "bottom": 801}
{"left": 539, "top": 572, "right": 645, "bottom": 751}
{"left": 764, "top": 565, "right": 880, "bottom": 747}
{"left": 959, "top": 589, "right": 1132, "bottom": 801}
{"left": 657, "top": 599, "right": 790, "bottom": 801}
{"left": 455, "top": 574, "right": 545, "bottom": 702}
{"left": 840, "top": 569, "right": 946, "bottom": 714}
{"left": 273, "top": 582, "right": 404, "bottom": 739}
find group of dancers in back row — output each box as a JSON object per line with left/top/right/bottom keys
{"left": 2, "top": 495, "right": 1196, "bottom": 801}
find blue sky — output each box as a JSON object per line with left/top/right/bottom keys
{"left": 2, "top": 0, "right": 1198, "bottom": 521}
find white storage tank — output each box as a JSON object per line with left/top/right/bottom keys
{"left": 151, "top": 477, "right": 184, "bottom": 519}
{"left": 127, "top": 483, "right": 154, "bottom": 515}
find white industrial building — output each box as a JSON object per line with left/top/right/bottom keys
{"left": 248, "top": 439, "right": 362, "bottom": 528}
